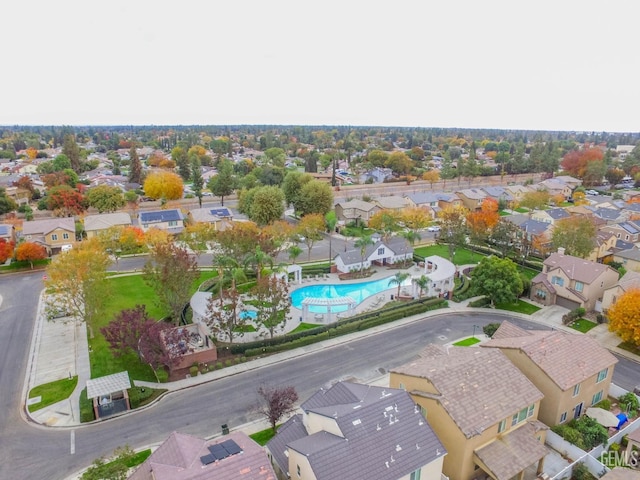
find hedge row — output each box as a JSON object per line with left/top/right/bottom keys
{"left": 225, "top": 297, "right": 448, "bottom": 356}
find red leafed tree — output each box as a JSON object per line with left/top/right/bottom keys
{"left": 466, "top": 198, "right": 500, "bottom": 246}
{"left": 561, "top": 148, "right": 604, "bottom": 179}
{"left": 139, "top": 321, "right": 190, "bottom": 382}
{"left": 100, "top": 305, "right": 151, "bottom": 357}
{"left": 46, "top": 185, "right": 87, "bottom": 216}
{"left": 15, "top": 241, "right": 47, "bottom": 268}
{"left": 257, "top": 385, "right": 299, "bottom": 432}
{"left": 0, "top": 239, "right": 14, "bottom": 263}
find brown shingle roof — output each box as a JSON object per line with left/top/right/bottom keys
{"left": 392, "top": 346, "right": 543, "bottom": 438}
{"left": 543, "top": 252, "right": 617, "bottom": 284}
{"left": 600, "top": 468, "right": 640, "bottom": 480}
{"left": 21, "top": 217, "right": 75, "bottom": 236}
{"left": 482, "top": 322, "right": 618, "bottom": 391}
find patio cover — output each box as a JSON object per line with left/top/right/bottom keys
{"left": 86, "top": 371, "right": 132, "bottom": 399}
{"left": 475, "top": 423, "right": 549, "bottom": 480}
{"left": 586, "top": 407, "right": 620, "bottom": 428}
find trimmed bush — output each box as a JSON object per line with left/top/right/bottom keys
{"left": 483, "top": 323, "right": 501, "bottom": 338}
{"left": 468, "top": 296, "right": 492, "bottom": 308}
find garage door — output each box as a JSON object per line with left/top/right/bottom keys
{"left": 556, "top": 296, "right": 580, "bottom": 310}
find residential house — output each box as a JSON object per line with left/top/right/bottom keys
{"left": 404, "top": 192, "right": 462, "bottom": 217}
{"left": 585, "top": 231, "right": 616, "bottom": 264}
{"left": 481, "top": 186, "right": 514, "bottom": 207}
{"left": 455, "top": 188, "right": 487, "bottom": 211}
{"left": 0, "top": 223, "right": 16, "bottom": 243}
{"left": 588, "top": 207, "right": 623, "bottom": 224}
{"left": 537, "top": 179, "right": 573, "bottom": 200}
{"left": 530, "top": 208, "right": 571, "bottom": 225}
{"left": 553, "top": 175, "right": 582, "bottom": 190}
{"left": 138, "top": 209, "right": 184, "bottom": 235}
{"left": 372, "top": 195, "right": 410, "bottom": 213}
{"left": 600, "top": 221, "right": 640, "bottom": 243}
{"left": 530, "top": 248, "right": 619, "bottom": 311}
{"left": 333, "top": 236, "right": 413, "bottom": 274}
{"left": 505, "top": 184, "right": 534, "bottom": 204}
{"left": 613, "top": 247, "right": 640, "bottom": 273}
{"left": 390, "top": 345, "right": 548, "bottom": 480}
{"left": 130, "top": 431, "right": 276, "bottom": 480}
{"left": 83, "top": 212, "right": 132, "bottom": 239}
{"left": 266, "top": 381, "right": 446, "bottom": 480}
{"left": 482, "top": 321, "right": 617, "bottom": 426}
{"left": 21, "top": 218, "right": 75, "bottom": 254}
{"left": 187, "top": 207, "right": 233, "bottom": 231}
{"left": 601, "top": 270, "right": 640, "bottom": 312}
{"left": 334, "top": 199, "right": 380, "bottom": 227}
{"left": 4, "top": 185, "right": 31, "bottom": 206}
{"left": 359, "top": 166, "right": 393, "bottom": 183}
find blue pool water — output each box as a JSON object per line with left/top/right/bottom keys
{"left": 290, "top": 276, "right": 411, "bottom": 313}
{"left": 240, "top": 310, "right": 257, "bottom": 319}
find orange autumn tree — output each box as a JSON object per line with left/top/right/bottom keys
{"left": 466, "top": 198, "right": 500, "bottom": 247}
{"left": 15, "top": 241, "right": 47, "bottom": 269}
{"left": 0, "top": 239, "right": 14, "bottom": 263}
{"left": 561, "top": 148, "right": 604, "bottom": 179}
{"left": 143, "top": 170, "right": 184, "bottom": 201}
{"left": 607, "top": 289, "right": 640, "bottom": 347}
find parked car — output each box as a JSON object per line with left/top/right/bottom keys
{"left": 427, "top": 225, "right": 441, "bottom": 232}
{"left": 586, "top": 190, "right": 599, "bottom": 195}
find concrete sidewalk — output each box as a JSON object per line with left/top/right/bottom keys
{"left": 24, "top": 289, "right": 640, "bottom": 429}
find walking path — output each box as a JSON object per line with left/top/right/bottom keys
{"left": 25, "top": 281, "right": 640, "bottom": 429}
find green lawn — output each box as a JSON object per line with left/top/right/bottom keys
{"left": 290, "top": 322, "right": 321, "bottom": 333}
{"left": 250, "top": 426, "right": 278, "bottom": 446}
{"left": 516, "top": 266, "right": 541, "bottom": 280}
{"left": 570, "top": 318, "right": 598, "bottom": 333}
{"left": 495, "top": 299, "right": 541, "bottom": 315}
{"left": 453, "top": 337, "right": 481, "bottom": 346}
{"left": 234, "top": 325, "right": 257, "bottom": 333}
{"left": 414, "top": 244, "right": 477, "bottom": 265}
{"left": 499, "top": 211, "right": 510, "bottom": 216}
{"left": 618, "top": 341, "right": 640, "bottom": 356}
{"left": 89, "top": 271, "right": 218, "bottom": 381}
{"left": 514, "top": 207, "right": 529, "bottom": 213}
{"left": 28, "top": 376, "right": 78, "bottom": 412}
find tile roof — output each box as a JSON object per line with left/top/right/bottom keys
{"left": 129, "top": 431, "right": 276, "bottom": 480}
{"left": 543, "top": 252, "right": 616, "bottom": 283}
{"left": 482, "top": 321, "right": 618, "bottom": 390}
{"left": 474, "top": 421, "right": 549, "bottom": 480}
{"left": 392, "top": 346, "right": 543, "bottom": 438}
{"left": 84, "top": 212, "right": 132, "bottom": 232}
{"left": 139, "top": 209, "right": 183, "bottom": 223}
{"left": 546, "top": 208, "right": 571, "bottom": 220}
{"left": 601, "top": 468, "right": 640, "bottom": 480}
{"left": 457, "top": 188, "right": 487, "bottom": 200}
{"left": 615, "top": 270, "right": 640, "bottom": 291}
{"left": 374, "top": 196, "right": 409, "bottom": 209}
{"left": 520, "top": 219, "right": 550, "bottom": 236}
{"left": 21, "top": 218, "right": 75, "bottom": 236}
{"left": 336, "top": 199, "right": 378, "bottom": 212}
{"left": 268, "top": 382, "right": 445, "bottom": 480}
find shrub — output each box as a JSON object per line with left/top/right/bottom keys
{"left": 155, "top": 368, "right": 168, "bottom": 383}
{"left": 563, "top": 307, "right": 587, "bottom": 325}
{"left": 80, "top": 388, "right": 95, "bottom": 423}
{"left": 189, "top": 365, "right": 199, "bottom": 377}
{"left": 225, "top": 359, "right": 233, "bottom": 367}
{"left": 619, "top": 392, "right": 639, "bottom": 415}
{"left": 552, "top": 416, "right": 608, "bottom": 450}
{"left": 469, "top": 296, "right": 492, "bottom": 308}
{"left": 593, "top": 399, "right": 611, "bottom": 411}
{"left": 572, "top": 462, "right": 596, "bottom": 480}
{"left": 483, "top": 323, "right": 501, "bottom": 338}
{"left": 216, "top": 362, "right": 223, "bottom": 370}
{"left": 609, "top": 442, "right": 620, "bottom": 452}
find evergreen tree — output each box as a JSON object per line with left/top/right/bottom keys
{"left": 191, "top": 158, "right": 203, "bottom": 207}
{"left": 128, "top": 146, "right": 142, "bottom": 184}
{"left": 208, "top": 159, "right": 235, "bottom": 206}
{"left": 63, "top": 134, "right": 82, "bottom": 173}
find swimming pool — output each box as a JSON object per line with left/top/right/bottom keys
{"left": 239, "top": 310, "right": 257, "bottom": 320}
{"left": 290, "top": 276, "right": 411, "bottom": 313}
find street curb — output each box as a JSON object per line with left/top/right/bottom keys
{"left": 22, "top": 288, "right": 46, "bottom": 425}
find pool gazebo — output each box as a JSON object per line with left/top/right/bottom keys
{"left": 301, "top": 296, "right": 357, "bottom": 323}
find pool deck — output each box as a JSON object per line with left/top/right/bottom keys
{"left": 288, "top": 267, "right": 416, "bottom": 327}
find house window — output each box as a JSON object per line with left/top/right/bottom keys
{"left": 512, "top": 405, "right": 534, "bottom": 426}
{"left": 378, "top": 247, "right": 385, "bottom": 255}
{"left": 63, "top": 233, "right": 69, "bottom": 240}
{"left": 626, "top": 235, "right": 629, "bottom": 240}
{"left": 168, "top": 221, "right": 178, "bottom": 227}
{"left": 410, "top": 469, "right": 422, "bottom": 480}
{"left": 560, "top": 412, "right": 567, "bottom": 423}
{"left": 528, "top": 404, "right": 535, "bottom": 418}
{"left": 575, "top": 281, "right": 583, "bottom": 293}
{"left": 297, "top": 464, "right": 301, "bottom": 478}
{"left": 551, "top": 276, "right": 564, "bottom": 287}
{"left": 498, "top": 419, "right": 507, "bottom": 433}
{"left": 143, "top": 224, "right": 148, "bottom": 229}
{"left": 597, "top": 368, "right": 608, "bottom": 383}
{"left": 399, "top": 383, "right": 405, "bottom": 390}
{"left": 573, "top": 384, "right": 580, "bottom": 397}
{"left": 535, "top": 289, "right": 546, "bottom": 299}
{"left": 420, "top": 405, "right": 427, "bottom": 418}
{"left": 592, "top": 390, "right": 603, "bottom": 405}
{"left": 51, "top": 234, "right": 58, "bottom": 241}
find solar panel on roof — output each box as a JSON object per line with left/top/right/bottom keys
{"left": 221, "top": 439, "right": 242, "bottom": 455}
{"left": 200, "top": 454, "right": 216, "bottom": 465}
{"left": 208, "top": 443, "right": 230, "bottom": 461}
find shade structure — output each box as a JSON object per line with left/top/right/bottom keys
{"left": 586, "top": 407, "right": 620, "bottom": 428}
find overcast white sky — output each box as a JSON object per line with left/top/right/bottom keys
{"left": 3, "top": 0, "right": 639, "bottom": 132}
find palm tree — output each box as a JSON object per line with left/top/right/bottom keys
{"left": 244, "top": 245, "right": 273, "bottom": 281}
{"left": 402, "top": 229, "right": 421, "bottom": 246}
{"left": 288, "top": 244, "right": 303, "bottom": 264}
{"left": 415, "top": 275, "right": 430, "bottom": 298}
{"left": 354, "top": 235, "right": 374, "bottom": 274}
{"left": 388, "top": 271, "right": 411, "bottom": 299}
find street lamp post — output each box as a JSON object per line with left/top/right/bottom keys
{"left": 473, "top": 324, "right": 480, "bottom": 338}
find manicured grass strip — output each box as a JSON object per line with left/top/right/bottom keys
{"left": 414, "top": 244, "right": 477, "bottom": 265}
{"left": 514, "top": 207, "right": 529, "bottom": 213}
{"left": 250, "top": 426, "right": 279, "bottom": 446}
{"left": 453, "top": 337, "right": 480, "bottom": 346}
{"left": 495, "top": 299, "right": 541, "bottom": 315}
{"left": 234, "top": 325, "right": 257, "bottom": 333}
{"left": 290, "top": 322, "right": 321, "bottom": 333}
{"left": 570, "top": 318, "right": 598, "bottom": 333}
{"left": 123, "top": 449, "right": 152, "bottom": 468}
{"left": 517, "top": 266, "right": 541, "bottom": 280}
{"left": 618, "top": 342, "right": 640, "bottom": 356}
{"left": 28, "top": 376, "right": 78, "bottom": 412}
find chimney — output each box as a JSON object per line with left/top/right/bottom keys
{"left": 557, "top": 247, "right": 565, "bottom": 255}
